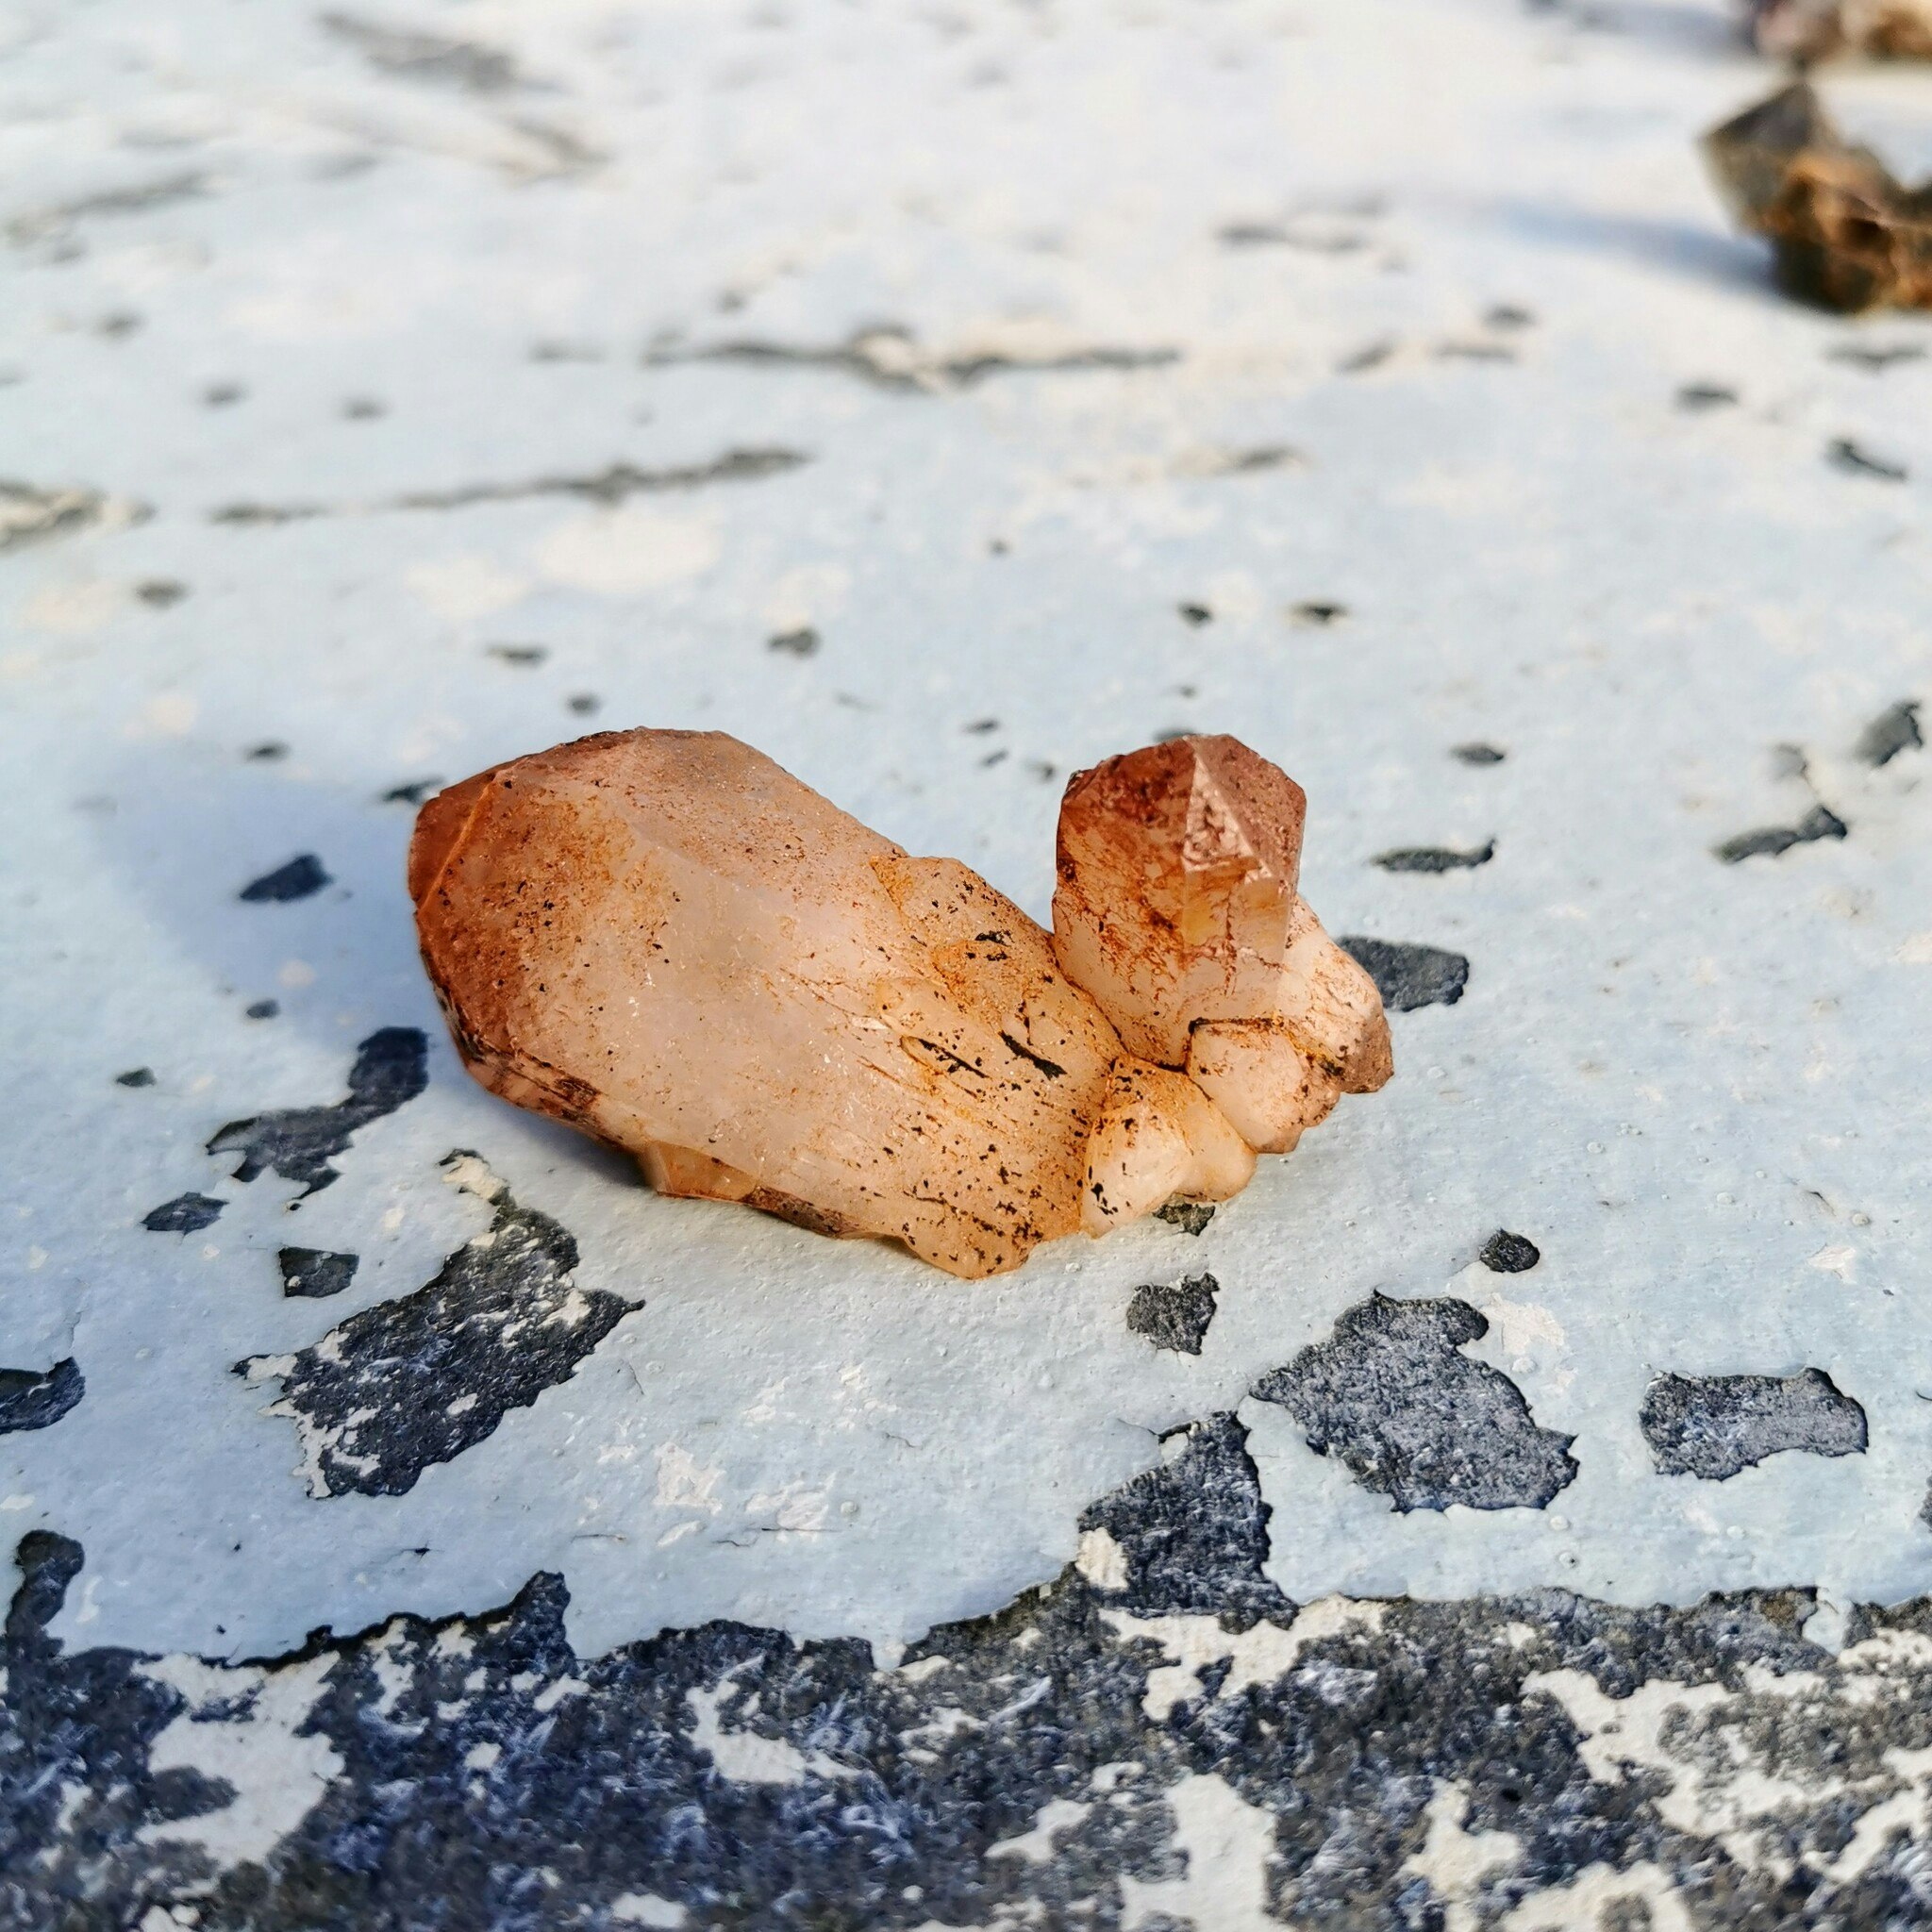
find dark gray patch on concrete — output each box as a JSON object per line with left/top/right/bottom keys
{"left": 1218, "top": 219, "right": 1370, "bottom": 252}
{"left": 1155, "top": 1198, "right": 1215, "bottom": 1236}
{"left": 1373, "top": 838, "right": 1495, "bottom": 874}
{"left": 208, "top": 1026, "right": 427, "bottom": 1195}
{"left": 1677, "top": 381, "right": 1739, "bottom": 409}
{"left": 768, "top": 626, "right": 820, "bottom": 656}
{"left": 1451, "top": 741, "right": 1506, "bottom": 764}
{"left": 244, "top": 999, "right": 279, "bottom": 1021}
{"left": 237, "top": 1152, "right": 634, "bottom": 1497}
{"left": 1829, "top": 437, "right": 1907, "bottom": 481}
{"left": 209, "top": 449, "right": 805, "bottom": 525}
{"left": 0, "top": 1359, "right": 83, "bottom": 1434}
{"left": 1714, "top": 802, "right": 1848, "bottom": 863}
{"left": 0, "top": 480, "right": 149, "bottom": 555}
{"left": 238, "top": 854, "right": 331, "bottom": 903}
{"left": 142, "top": 1192, "right": 224, "bottom": 1234}
{"left": 1339, "top": 337, "right": 1396, "bottom": 372}
{"left": 1640, "top": 1369, "right": 1868, "bottom": 1480}
{"left": 1337, "top": 936, "right": 1469, "bottom": 1010}
{"left": 1480, "top": 1229, "right": 1541, "bottom": 1273}
{"left": 1857, "top": 699, "right": 1923, "bottom": 768}
{"left": 321, "top": 12, "right": 526, "bottom": 92}
{"left": 1077, "top": 1412, "right": 1292, "bottom": 1619}
{"left": 114, "top": 1068, "right": 155, "bottom": 1088}
{"left": 486, "top": 642, "right": 546, "bottom": 666}
{"left": 277, "top": 1248, "right": 359, "bottom": 1300}
{"left": 646, "top": 326, "right": 1178, "bottom": 392}
{"left": 1828, "top": 341, "right": 1925, "bottom": 369}
{"left": 1125, "top": 1273, "right": 1218, "bottom": 1355}
{"left": 1291, "top": 599, "right": 1346, "bottom": 625}
{"left": 5, "top": 171, "right": 206, "bottom": 247}
{"left": 381, "top": 776, "right": 442, "bottom": 805}
{"left": 1254, "top": 1293, "right": 1577, "bottom": 1511}
{"left": 1191, "top": 445, "right": 1302, "bottom": 475}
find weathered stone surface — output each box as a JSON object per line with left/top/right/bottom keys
{"left": 15, "top": 1439, "right": 1932, "bottom": 1932}
{"left": 1254, "top": 1294, "right": 1579, "bottom": 1513}
{"left": 208, "top": 1028, "right": 428, "bottom": 1196}
{"left": 1125, "top": 1272, "right": 1219, "bottom": 1355}
{"left": 1339, "top": 936, "right": 1470, "bottom": 1012}
{"left": 1641, "top": 1369, "right": 1868, "bottom": 1480}
{"left": 239, "top": 1153, "right": 633, "bottom": 1498}
{"left": 0, "top": 1359, "right": 83, "bottom": 1435}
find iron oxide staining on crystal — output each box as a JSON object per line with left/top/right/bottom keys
{"left": 410, "top": 729, "right": 1391, "bottom": 1277}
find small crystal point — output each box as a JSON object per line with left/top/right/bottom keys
{"left": 1053, "top": 735, "right": 1392, "bottom": 1109}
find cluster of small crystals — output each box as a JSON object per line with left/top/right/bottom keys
{"left": 411, "top": 729, "right": 1390, "bottom": 1278}
{"left": 1706, "top": 83, "right": 1932, "bottom": 315}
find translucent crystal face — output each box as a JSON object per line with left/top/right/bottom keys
{"left": 1051, "top": 735, "right": 1391, "bottom": 1118}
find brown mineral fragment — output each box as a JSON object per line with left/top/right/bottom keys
{"left": 1746, "top": 0, "right": 1932, "bottom": 60}
{"left": 1706, "top": 84, "right": 1932, "bottom": 313}
{"left": 412, "top": 728, "right": 1388, "bottom": 1277}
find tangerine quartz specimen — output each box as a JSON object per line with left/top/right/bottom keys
{"left": 410, "top": 728, "right": 1389, "bottom": 1277}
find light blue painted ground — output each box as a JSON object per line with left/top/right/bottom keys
{"left": 1, "top": 0, "right": 1928, "bottom": 1663}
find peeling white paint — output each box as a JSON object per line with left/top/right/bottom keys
{"left": 685, "top": 1671, "right": 844, "bottom": 1787}
{"left": 987, "top": 1797, "right": 1091, "bottom": 1865}
{"left": 1399, "top": 1783, "right": 1523, "bottom": 1932}
{"left": 1117, "top": 1774, "right": 1280, "bottom": 1932}
{"left": 1500, "top": 1859, "right": 1694, "bottom": 1932}
{"left": 1106, "top": 1597, "right": 1386, "bottom": 1720}
{"left": 1074, "top": 1527, "right": 1128, "bottom": 1592}
{"left": 138, "top": 1653, "right": 343, "bottom": 1870}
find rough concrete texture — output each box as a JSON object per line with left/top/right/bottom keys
{"left": 1126, "top": 1274, "right": 1220, "bottom": 1356}
{"left": 1253, "top": 1294, "right": 1579, "bottom": 1512}
{"left": 5, "top": 0, "right": 1932, "bottom": 1921}
{"left": 14, "top": 1426, "right": 1932, "bottom": 1930}
{"left": 1641, "top": 1368, "right": 1870, "bottom": 1479}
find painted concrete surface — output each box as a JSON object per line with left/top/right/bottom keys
{"left": 3, "top": 0, "right": 1931, "bottom": 1923}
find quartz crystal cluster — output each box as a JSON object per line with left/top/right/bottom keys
{"left": 411, "top": 729, "right": 1390, "bottom": 1277}
{"left": 1707, "top": 83, "right": 1932, "bottom": 313}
